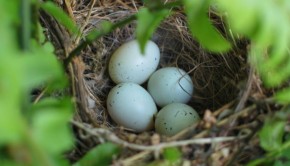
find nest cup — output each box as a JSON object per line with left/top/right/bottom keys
{"left": 66, "top": 0, "right": 248, "bottom": 163}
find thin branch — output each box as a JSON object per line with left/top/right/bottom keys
{"left": 71, "top": 120, "right": 250, "bottom": 151}
{"left": 33, "top": 87, "right": 47, "bottom": 104}
{"left": 193, "top": 104, "right": 256, "bottom": 139}
{"left": 235, "top": 66, "right": 254, "bottom": 112}
{"left": 121, "top": 151, "right": 151, "bottom": 165}
{"left": 75, "top": 0, "right": 96, "bottom": 44}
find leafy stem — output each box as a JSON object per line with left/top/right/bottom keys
{"left": 64, "top": 15, "right": 136, "bottom": 67}
{"left": 147, "top": 0, "right": 183, "bottom": 11}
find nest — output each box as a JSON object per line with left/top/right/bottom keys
{"left": 41, "top": 0, "right": 269, "bottom": 165}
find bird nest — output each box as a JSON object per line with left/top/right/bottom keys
{"left": 41, "top": 0, "right": 269, "bottom": 165}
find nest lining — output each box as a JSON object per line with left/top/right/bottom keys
{"left": 75, "top": 8, "right": 248, "bottom": 127}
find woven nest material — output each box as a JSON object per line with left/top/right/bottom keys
{"left": 42, "top": 0, "right": 267, "bottom": 165}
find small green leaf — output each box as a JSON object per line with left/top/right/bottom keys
{"left": 76, "top": 143, "right": 120, "bottom": 166}
{"left": 136, "top": 8, "right": 170, "bottom": 53}
{"left": 42, "top": 42, "right": 55, "bottom": 53}
{"left": 163, "top": 147, "right": 181, "bottom": 163}
{"left": 40, "top": 1, "right": 79, "bottom": 35}
{"left": 37, "top": 23, "right": 46, "bottom": 44}
{"left": 275, "top": 88, "right": 290, "bottom": 104}
{"left": 32, "top": 98, "right": 74, "bottom": 154}
{"left": 183, "top": 0, "right": 231, "bottom": 52}
{"left": 86, "top": 21, "right": 113, "bottom": 42}
{"left": 259, "top": 116, "right": 286, "bottom": 152}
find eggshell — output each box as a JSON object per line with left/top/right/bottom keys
{"left": 107, "top": 83, "right": 157, "bottom": 132}
{"left": 155, "top": 103, "right": 200, "bottom": 136}
{"left": 108, "top": 40, "right": 160, "bottom": 84}
{"left": 147, "top": 67, "right": 194, "bottom": 107}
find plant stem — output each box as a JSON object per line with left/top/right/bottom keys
{"left": 152, "top": 0, "right": 183, "bottom": 11}
{"left": 64, "top": 15, "right": 136, "bottom": 67}
{"left": 20, "top": 0, "right": 31, "bottom": 51}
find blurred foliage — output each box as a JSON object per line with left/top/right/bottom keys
{"left": 183, "top": 0, "right": 231, "bottom": 52}
{"left": 163, "top": 147, "right": 182, "bottom": 164}
{"left": 2, "top": 0, "right": 290, "bottom": 165}
{"left": 136, "top": 8, "right": 170, "bottom": 53}
{"left": 210, "top": 0, "right": 290, "bottom": 165}
{"left": 0, "top": 0, "right": 74, "bottom": 165}
{"left": 40, "top": 1, "right": 79, "bottom": 35}
{"left": 0, "top": 0, "right": 117, "bottom": 165}
{"left": 215, "top": 0, "right": 290, "bottom": 88}
{"left": 247, "top": 109, "right": 290, "bottom": 166}
{"left": 73, "top": 143, "right": 120, "bottom": 166}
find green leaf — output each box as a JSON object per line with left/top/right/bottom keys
{"left": 163, "top": 147, "right": 181, "bottom": 163}
{"left": 278, "top": 147, "right": 290, "bottom": 159}
{"left": 274, "top": 161, "right": 290, "bottom": 166}
{"left": 42, "top": 42, "right": 55, "bottom": 54}
{"left": 274, "top": 147, "right": 290, "bottom": 166}
{"left": 0, "top": 55, "right": 26, "bottom": 145}
{"left": 37, "top": 23, "right": 47, "bottom": 44}
{"left": 275, "top": 88, "right": 290, "bottom": 104}
{"left": 75, "top": 143, "right": 120, "bottom": 166}
{"left": 86, "top": 21, "right": 113, "bottom": 42}
{"left": 183, "top": 0, "right": 231, "bottom": 52}
{"left": 247, "top": 157, "right": 274, "bottom": 166}
{"left": 40, "top": 1, "right": 79, "bottom": 35}
{"left": 0, "top": 1, "right": 20, "bottom": 55}
{"left": 259, "top": 116, "right": 286, "bottom": 152}
{"left": 215, "top": 0, "right": 259, "bottom": 37}
{"left": 136, "top": 8, "right": 170, "bottom": 53}
{"left": 32, "top": 98, "right": 74, "bottom": 154}
{"left": 20, "top": 46, "right": 67, "bottom": 90}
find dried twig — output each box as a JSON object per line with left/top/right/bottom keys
{"left": 235, "top": 66, "right": 254, "bottom": 112}
{"left": 193, "top": 104, "right": 256, "bottom": 139}
{"left": 71, "top": 120, "right": 250, "bottom": 151}
{"left": 75, "top": 0, "right": 97, "bottom": 44}
{"left": 120, "top": 151, "right": 151, "bottom": 165}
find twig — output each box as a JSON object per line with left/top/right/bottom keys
{"left": 33, "top": 87, "right": 47, "bottom": 104}
{"left": 193, "top": 104, "right": 256, "bottom": 139}
{"left": 213, "top": 101, "right": 235, "bottom": 116}
{"left": 120, "top": 151, "right": 151, "bottom": 165}
{"left": 223, "top": 66, "right": 254, "bottom": 135}
{"left": 75, "top": 0, "right": 96, "bottom": 44}
{"left": 71, "top": 120, "right": 249, "bottom": 152}
{"left": 234, "top": 66, "right": 254, "bottom": 112}
{"left": 168, "top": 101, "right": 235, "bottom": 141}
{"left": 64, "top": 0, "right": 75, "bottom": 20}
